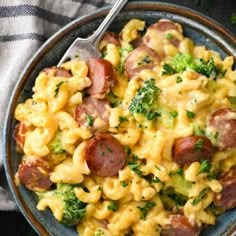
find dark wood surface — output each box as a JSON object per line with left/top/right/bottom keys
{"left": 2, "top": 0, "right": 235, "bottom": 235}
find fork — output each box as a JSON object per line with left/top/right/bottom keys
{"left": 57, "top": 0, "right": 128, "bottom": 66}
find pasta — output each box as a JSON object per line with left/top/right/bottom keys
{"left": 14, "top": 18, "right": 236, "bottom": 236}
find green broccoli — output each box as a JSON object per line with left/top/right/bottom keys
{"left": 48, "top": 131, "right": 64, "bottom": 154}
{"left": 160, "top": 187, "right": 188, "bottom": 210}
{"left": 170, "top": 172, "right": 192, "bottom": 197}
{"left": 38, "top": 183, "right": 86, "bottom": 226}
{"left": 128, "top": 78, "right": 161, "bottom": 120}
{"left": 162, "top": 53, "right": 226, "bottom": 79}
{"left": 117, "top": 44, "right": 134, "bottom": 73}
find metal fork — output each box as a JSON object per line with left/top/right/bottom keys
{"left": 57, "top": 0, "right": 128, "bottom": 66}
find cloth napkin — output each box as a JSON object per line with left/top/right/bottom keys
{"left": 0, "top": 0, "right": 117, "bottom": 211}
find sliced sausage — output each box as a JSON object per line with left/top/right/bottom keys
{"left": 86, "top": 58, "right": 115, "bottom": 98}
{"left": 149, "top": 20, "right": 179, "bottom": 32}
{"left": 209, "top": 108, "right": 236, "bottom": 150}
{"left": 125, "top": 45, "right": 161, "bottom": 79}
{"left": 99, "top": 32, "right": 120, "bottom": 50}
{"left": 215, "top": 169, "right": 236, "bottom": 210}
{"left": 44, "top": 66, "right": 72, "bottom": 78}
{"left": 85, "top": 134, "right": 126, "bottom": 177}
{"left": 74, "top": 96, "right": 110, "bottom": 132}
{"left": 143, "top": 20, "right": 182, "bottom": 55}
{"left": 172, "top": 135, "right": 213, "bottom": 167}
{"left": 161, "top": 215, "right": 200, "bottom": 236}
{"left": 14, "top": 122, "right": 28, "bottom": 152}
{"left": 17, "top": 156, "right": 52, "bottom": 192}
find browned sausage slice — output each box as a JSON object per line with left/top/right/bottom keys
{"left": 13, "top": 122, "right": 28, "bottom": 153}
{"left": 149, "top": 20, "right": 179, "bottom": 32}
{"left": 44, "top": 66, "right": 72, "bottom": 78}
{"left": 74, "top": 96, "right": 110, "bottom": 132}
{"left": 209, "top": 108, "right": 236, "bottom": 150}
{"left": 215, "top": 169, "right": 236, "bottom": 210}
{"left": 143, "top": 20, "right": 182, "bottom": 56}
{"left": 161, "top": 215, "right": 200, "bottom": 236}
{"left": 17, "top": 156, "right": 52, "bottom": 192}
{"left": 172, "top": 135, "right": 213, "bottom": 167}
{"left": 125, "top": 45, "right": 161, "bottom": 79}
{"left": 86, "top": 58, "right": 115, "bottom": 98}
{"left": 85, "top": 134, "right": 125, "bottom": 177}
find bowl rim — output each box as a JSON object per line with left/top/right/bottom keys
{"left": 2, "top": 1, "right": 236, "bottom": 235}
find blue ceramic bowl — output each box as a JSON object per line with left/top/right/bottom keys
{"left": 3, "top": 1, "right": 236, "bottom": 236}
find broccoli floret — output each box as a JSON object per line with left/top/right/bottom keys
{"left": 162, "top": 53, "right": 225, "bottom": 79}
{"left": 170, "top": 173, "right": 192, "bottom": 197}
{"left": 128, "top": 78, "right": 161, "bottom": 120}
{"left": 48, "top": 131, "right": 64, "bottom": 154}
{"left": 160, "top": 187, "right": 188, "bottom": 210}
{"left": 38, "top": 183, "right": 86, "bottom": 226}
{"left": 117, "top": 43, "right": 134, "bottom": 73}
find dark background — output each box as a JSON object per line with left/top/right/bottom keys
{"left": 1, "top": 0, "right": 235, "bottom": 235}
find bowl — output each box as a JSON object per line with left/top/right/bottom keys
{"left": 2, "top": 1, "right": 236, "bottom": 235}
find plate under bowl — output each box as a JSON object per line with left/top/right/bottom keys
{"left": 3, "top": 1, "right": 236, "bottom": 236}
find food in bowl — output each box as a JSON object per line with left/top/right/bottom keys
{"left": 13, "top": 18, "right": 236, "bottom": 235}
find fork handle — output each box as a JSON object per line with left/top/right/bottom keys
{"left": 89, "top": 0, "right": 128, "bottom": 48}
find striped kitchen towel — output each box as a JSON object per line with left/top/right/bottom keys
{"left": 0, "top": 0, "right": 116, "bottom": 211}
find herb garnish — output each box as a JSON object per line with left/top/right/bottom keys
{"left": 120, "top": 181, "right": 128, "bottom": 187}
{"left": 197, "top": 160, "right": 212, "bottom": 175}
{"left": 54, "top": 81, "right": 65, "bottom": 97}
{"left": 86, "top": 115, "right": 94, "bottom": 127}
{"left": 186, "top": 110, "right": 195, "bottom": 119}
{"left": 191, "top": 188, "right": 208, "bottom": 205}
{"left": 128, "top": 161, "right": 143, "bottom": 177}
{"left": 137, "top": 201, "right": 156, "bottom": 219}
{"left": 194, "top": 139, "right": 204, "bottom": 151}
{"left": 107, "top": 201, "right": 118, "bottom": 211}
{"left": 176, "top": 76, "right": 183, "bottom": 83}
{"left": 166, "top": 33, "right": 173, "bottom": 39}
{"left": 169, "top": 111, "right": 178, "bottom": 118}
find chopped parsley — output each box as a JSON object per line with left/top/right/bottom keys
{"left": 176, "top": 168, "right": 184, "bottom": 176}
{"left": 86, "top": 115, "right": 94, "bottom": 127}
{"left": 162, "top": 64, "right": 176, "bottom": 75}
{"left": 128, "top": 161, "right": 143, "bottom": 177}
{"left": 94, "top": 229, "right": 105, "bottom": 236}
{"left": 107, "top": 201, "right": 118, "bottom": 211}
{"left": 138, "top": 55, "right": 151, "bottom": 65}
{"left": 120, "top": 181, "right": 128, "bottom": 187}
{"left": 169, "top": 111, "right": 178, "bottom": 118}
{"left": 119, "top": 116, "right": 128, "bottom": 123}
{"left": 166, "top": 33, "right": 173, "bottom": 39}
{"left": 191, "top": 188, "right": 208, "bottom": 205}
{"left": 129, "top": 78, "right": 161, "bottom": 120}
{"left": 176, "top": 76, "right": 183, "bottom": 83}
{"left": 97, "top": 186, "right": 102, "bottom": 191}
{"left": 197, "top": 160, "right": 212, "bottom": 175}
{"left": 137, "top": 201, "right": 156, "bottom": 219}
{"left": 145, "top": 174, "right": 161, "bottom": 184}
{"left": 186, "top": 110, "right": 195, "bottom": 119}
{"left": 54, "top": 81, "right": 65, "bottom": 97}
{"left": 194, "top": 139, "right": 204, "bottom": 151}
